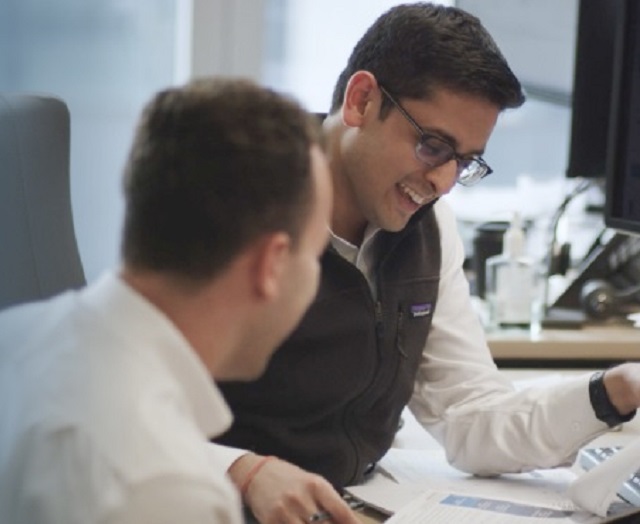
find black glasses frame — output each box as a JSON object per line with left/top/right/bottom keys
{"left": 378, "top": 85, "right": 493, "bottom": 187}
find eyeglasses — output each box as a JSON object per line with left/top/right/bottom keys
{"left": 379, "top": 85, "right": 492, "bottom": 187}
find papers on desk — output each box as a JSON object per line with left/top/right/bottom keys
{"left": 345, "top": 448, "right": 638, "bottom": 523}
{"left": 380, "top": 449, "right": 577, "bottom": 511}
{"left": 627, "top": 312, "right": 640, "bottom": 328}
{"left": 383, "top": 491, "right": 637, "bottom": 524}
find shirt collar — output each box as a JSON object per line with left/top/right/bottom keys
{"left": 81, "top": 271, "right": 232, "bottom": 438}
{"left": 329, "top": 223, "right": 380, "bottom": 263}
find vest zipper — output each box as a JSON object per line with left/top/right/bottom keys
{"left": 328, "top": 251, "right": 383, "bottom": 484}
{"left": 342, "top": 298, "right": 384, "bottom": 483}
{"left": 375, "top": 300, "right": 384, "bottom": 339}
{"left": 395, "top": 306, "right": 408, "bottom": 358}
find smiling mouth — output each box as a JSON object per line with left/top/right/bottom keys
{"left": 399, "top": 182, "right": 431, "bottom": 206}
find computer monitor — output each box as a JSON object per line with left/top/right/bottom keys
{"left": 565, "top": 0, "right": 622, "bottom": 179}
{"left": 604, "top": 0, "right": 640, "bottom": 236}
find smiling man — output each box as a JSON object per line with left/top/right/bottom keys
{"left": 210, "top": 4, "right": 640, "bottom": 524}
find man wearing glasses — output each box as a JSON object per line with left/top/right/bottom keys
{"left": 213, "top": 4, "right": 640, "bottom": 523}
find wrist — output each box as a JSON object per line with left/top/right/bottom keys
{"left": 228, "top": 453, "right": 259, "bottom": 487}
{"left": 590, "top": 369, "right": 636, "bottom": 427}
{"left": 235, "top": 454, "right": 276, "bottom": 499}
{"left": 602, "top": 365, "right": 637, "bottom": 416}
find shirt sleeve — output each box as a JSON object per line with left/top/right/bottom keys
{"left": 104, "top": 476, "right": 243, "bottom": 524}
{"left": 408, "top": 199, "right": 609, "bottom": 475}
{"left": 207, "top": 441, "right": 252, "bottom": 473}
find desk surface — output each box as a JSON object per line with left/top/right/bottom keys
{"left": 487, "top": 324, "right": 639, "bottom": 364}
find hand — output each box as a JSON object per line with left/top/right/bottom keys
{"left": 229, "top": 454, "right": 361, "bottom": 524}
{"left": 603, "top": 363, "right": 640, "bottom": 415}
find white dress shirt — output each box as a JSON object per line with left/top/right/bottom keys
{"left": 0, "top": 272, "right": 242, "bottom": 524}
{"left": 214, "top": 199, "right": 609, "bottom": 477}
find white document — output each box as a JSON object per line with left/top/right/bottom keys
{"left": 384, "top": 490, "right": 602, "bottom": 524}
{"left": 378, "top": 448, "right": 578, "bottom": 510}
{"left": 346, "top": 447, "right": 640, "bottom": 523}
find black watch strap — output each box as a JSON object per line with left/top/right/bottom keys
{"left": 589, "top": 370, "right": 636, "bottom": 428}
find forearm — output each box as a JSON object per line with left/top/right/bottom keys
{"left": 413, "top": 372, "right": 608, "bottom": 475}
{"left": 227, "top": 453, "right": 276, "bottom": 500}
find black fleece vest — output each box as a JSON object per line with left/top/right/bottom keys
{"left": 216, "top": 204, "right": 441, "bottom": 488}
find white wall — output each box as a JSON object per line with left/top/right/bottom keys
{"left": 72, "top": 0, "right": 267, "bottom": 282}
{"left": 275, "top": 0, "right": 450, "bottom": 111}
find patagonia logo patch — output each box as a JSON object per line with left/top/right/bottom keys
{"left": 410, "top": 303, "right": 432, "bottom": 318}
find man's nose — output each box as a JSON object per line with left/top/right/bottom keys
{"left": 423, "top": 158, "right": 458, "bottom": 196}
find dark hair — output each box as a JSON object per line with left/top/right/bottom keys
{"left": 122, "top": 77, "right": 321, "bottom": 281}
{"left": 329, "top": 2, "right": 525, "bottom": 115}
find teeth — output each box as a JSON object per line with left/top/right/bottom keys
{"left": 400, "top": 183, "right": 426, "bottom": 205}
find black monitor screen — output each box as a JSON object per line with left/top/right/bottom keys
{"left": 566, "top": 0, "right": 622, "bottom": 179}
{"left": 605, "top": 0, "right": 640, "bottom": 236}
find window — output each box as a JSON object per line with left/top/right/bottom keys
{"left": 0, "top": 0, "right": 178, "bottom": 281}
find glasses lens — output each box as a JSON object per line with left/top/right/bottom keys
{"left": 457, "top": 160, "right": 489, "bottom": 187}
{"left": 415, "top": 135, "right": 454, "bottom": 167}
{"left": 414, "top": 131, "right": 492, "bottom": 187}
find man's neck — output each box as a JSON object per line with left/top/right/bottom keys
{"left": 323, "top": 116, "right": 368, "bottom": 246}
{"left": 330, "top": 214, "right": 366, "bottom": 247}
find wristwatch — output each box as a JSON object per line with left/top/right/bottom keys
{"left": 589, "top": 370, "right": 636, "bottom": 427}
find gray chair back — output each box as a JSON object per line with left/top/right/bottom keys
{"left": 0, "top": 93, "right": 85, "bottom": 309}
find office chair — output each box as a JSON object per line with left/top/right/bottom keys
{"left": 0, "top": 93, "right": 86, "bottom": 310}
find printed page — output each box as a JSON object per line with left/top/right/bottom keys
{"left": 378, "top": 448, "right": 579, "bottom": 511}
{"left": 384, "top": 490, "right": 603, "bottom": 524}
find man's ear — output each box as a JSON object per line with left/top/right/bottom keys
{"left": 251, "top": 232, "right": 291, "bottom": 301}
{"left": 342, "top": 70, "right": 379, "bottom": 127}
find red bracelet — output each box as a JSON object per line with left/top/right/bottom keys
{"left": 239, "top": 455, "right": 276, "bottom": 497}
